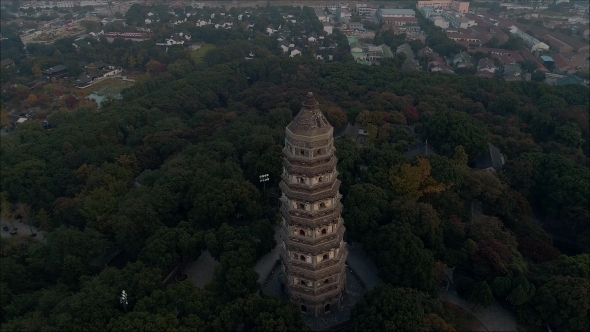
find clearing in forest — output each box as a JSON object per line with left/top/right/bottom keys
{"left": 191, "top": 43, "right": 217, "bottom": 65}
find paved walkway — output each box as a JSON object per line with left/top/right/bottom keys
{"left": 253, "top": 225, "right": 282, "bottom": 283}
{"left": 345, "top": 242, "right": 383, "bottom": 291}
{"left": 1, "top": 216, "right": 46, "bottom": 241}
{"left": 182, "top": 250, "right": 219, "bottom": 289}
{"left": 440, "top": 290, "right": 517, "bottom": 332}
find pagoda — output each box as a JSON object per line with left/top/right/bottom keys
{"left": 279, "top": 92, "right": 348, "bottom": 317}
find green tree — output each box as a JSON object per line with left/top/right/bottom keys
{"left": 526, "top": 276, "right": 589, "bottom": 331}
{"left": 365, "top": 223, "right": 436, "bottom": 293}
{"left": 422, "top": 110, "right": 488, "bottom": 161}
{"left": 351, "top": 286, "right": 436, "bottom": 332}
{"left": 470, "top": 281, "right": 494, "bottom": 311}
{"left": 343, "top": 183, "right": 388, "bottom": 241}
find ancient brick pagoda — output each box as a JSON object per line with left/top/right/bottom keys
{"left": 279, "top": 92, "right": 348, "bottom": 317}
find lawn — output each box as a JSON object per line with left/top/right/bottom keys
{"left": 442, "top": 302, "right": 487, "bottom": 332}
{"left": 191, "top": 43, "right": 216, "bottom": 65}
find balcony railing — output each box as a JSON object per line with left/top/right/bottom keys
{"left": 284, "top": 156, "right": 337, "bottom": 175}
{"left": 279, "top": 181, "right": 340, "bottom": 202}
{"left": 286, "top": 278, "right": 346, "bottom": 303}
{"left": 283, "top": 147, "right": 335, "bottom": 164}
{"left": 288, "top": 277, "right": 346, "bottom": 297}
{"left": 280, "top": 172, "right": 339, "bottom": 192}
{"left": 280, "top": 222, "right": 345, "bottom": 247}
{"left": 280, "top": 204, "right": 343, "bottom": 228}
{"left": 285, "top": 237, "right": 342, "bottom": 256}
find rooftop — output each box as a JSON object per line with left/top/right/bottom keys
{"left": 379, "top": 9, "right": 415, "bottom": 15}
{"left": 286, "top": 93, "right": 332, "bottom": 137}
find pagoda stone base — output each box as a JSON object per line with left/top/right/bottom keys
{"left": 263, "top": 262, "right": 364, "bottom": 331}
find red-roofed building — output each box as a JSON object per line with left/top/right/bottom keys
{"left": 477, "top": 58, "right": 495, "bottom": 73}
{"left": 501, "top": 54, "right": 515, "bottom": 64}
{"left": 519, "top": 49, "right": 548, "bottom": 72}
{"left": 551, "top": 53, "right": 571, "bottom": 73}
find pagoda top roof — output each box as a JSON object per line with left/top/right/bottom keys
{"left": 286, "top": 92, "right": 332, "bottom": 137}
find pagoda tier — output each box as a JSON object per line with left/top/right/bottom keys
{"left": 279, "top": 92, "right": 348, "bottom": 317}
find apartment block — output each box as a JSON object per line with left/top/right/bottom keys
{"left": 417, "top": 0, "right": 469, "bottom": 14}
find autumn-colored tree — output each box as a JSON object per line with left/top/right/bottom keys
{"left": 356, "top": 110, "right": 384, "bottom": 127}
{"left": 15, "top": 203, "right": 35, "bottom": 235}
{"left": 128, "top": 55, "right": 137, "bottom": 68}
{"left": 404, "top": 106, "right": 420, "bottom": 124}
{"left": 137, "top": 53, "right": 144, "bottom": 68}
{"left": 390, "top": 158, "right": 451, "bottom": 203}
{"left": 146, "top": 60, "right": 161, "bottom": 75}
{"left": 322, "top": 106, "right": 347, "bottom": 129}
{"left": 87, "top": 63, "right": 97, "bottom": 73}
{"left": 65, "top": 95, "right": 78, "bottom": 108}
{"left": 27, "top": 93, "right": 37, "bottom": 104}
{"left": 31, "top": 65, "right": 42, "bottom": 78}
{"left": 0, "top": 109, "right": 10, "bottom": 129}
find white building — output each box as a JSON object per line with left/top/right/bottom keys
{"left": 509, "top": 26, "right": 549, "bottom": 52}
{"left": 356, "top": 4, "right": 377, "bottom": 15}
{"left": 440, "top": 10, "right": 476, "bottom": 29}
{"left": 323, "top": 23, "right": 333, "bottom": 35}
{"left": 378, "top": 9, "right": 416, "bottom": 22}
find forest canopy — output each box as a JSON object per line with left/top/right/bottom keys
{"left": 1, "top": 52, "right": 588, "bottom": 331}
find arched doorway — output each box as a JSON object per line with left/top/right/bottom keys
{"left": 324, "top": 304, "right": 331, "bottom": 313}
{"left": 301, "top": 305, "right": 307, "bottom": 313}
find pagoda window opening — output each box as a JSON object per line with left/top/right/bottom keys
{"left": 324, "top": 279, "right": 330, "bottom": 285}
{"left": 297, "top": 203, "right": 306, "bottom": 210}
{"left": 300, "top": 255, "right": 306, "bottom": 261}
{"left": 323, "top": 254, "right": 328, "bottom": 260}
{"left": 318, "top": 176, "right": 324, "bottom": 183}
{"left": 325, "top": 304, "right": 331, "bottom": 313}
{"left": 321, "top": 228, "right": 327, "bottom": 235}
{"left": 299, "top": 229, "right": 305, "bottom": 236}
{"left": 297, "top": 177, "right": 305, "bottom": 184}
{"left": 319, "top": 202, "right": 327, "bottom": 209}
{"left": 299, "top": 149, "right": 305, "bottom": 156}
{"left": 300, "top": 279, "right": 307, "bottom": 285}
{"left": 301, "top": 305, "right": 307, "bottom": 313}
{"left": 316, "top": 149, "right": 324, "bottom": 156}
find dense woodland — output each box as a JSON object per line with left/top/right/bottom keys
{"left": 1, "top": 4, "right": 590, "bottom": 332}
{"left": 1, "top": 53, "right": 588, "bottom": 331}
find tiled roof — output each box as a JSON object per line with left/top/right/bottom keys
{"left": 404, "top": 142, "right": 439, "bottom": 159}
{"left": 552, "top": 53, "right": 570, "bottom": 69}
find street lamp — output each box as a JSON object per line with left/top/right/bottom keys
{"left": 259, "top": 174, "right": 269, "bottom": 192}
{"left": 120, "top": 290, "right": 128, "bottom": 312}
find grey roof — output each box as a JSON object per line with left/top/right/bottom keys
{"left": 286, "top": 92, "right": 332, "bottom": 136}
{"left": 42, "top": 64, "right": 67, "bottom": 74}
{"left": 556, "top": 76, "right": 585, "bottom": 86}
{"left": 1, "top": 58, "right": 14, "bottom": 67}
{"left": 475, "top": 143, "right": 504, "bottom": 171}
{"left": 404, "top": 142, "right": 439, "bottom": 159}
{"left": 90, "top": 61, "right": 107, "bottom": 69}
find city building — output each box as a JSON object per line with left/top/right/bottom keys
{"left": 440, "top": 10, "right": 477, "bottom": 29}
{"left": 383, "top": 17, "right": 418, "bottom": 26}
{"left": 508, "top": 26, "right": 549, "bottom": 52}
{"left": 377, "top": 9, "right": 415, "bottom": 24}
{"left": 355, "top": 3, "right": 377, "bottom": 15}
{"left": 417, "top": 0, "right": 470, "bottom": 14}
{"left": 279, "top": 92, "right": 348, "bottom": 317}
